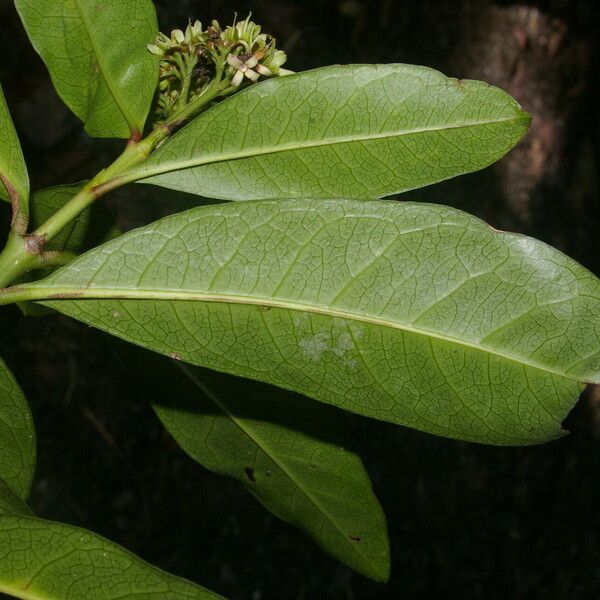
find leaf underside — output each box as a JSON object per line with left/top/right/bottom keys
{"left": 21, "top": 198, "right": 599, "bottom": 446}
{"left": 145, "top": 357, "right": 389, "bottom": 581}
{"left": 0, "top": 516, "right": 224, "bottom": 599}
{"left": 0, "top": 358, "right": 36, "bottom": 499}
{"left": 15, "top": 0, "right": 158, "bottom": 138}
{"left": 130, "top": 64, "right": 531, "bottom": 201}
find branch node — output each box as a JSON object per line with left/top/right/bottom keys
{"left": 24, "top": 234, "right": 47, "bottom": 255}
{"left": 127, "top": 128, "right": 142, "bottom": 147}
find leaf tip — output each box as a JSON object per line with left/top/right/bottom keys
{"left": 519, "top": 109, "right": 533, "bottom": 128}
{"left": 367, "top": 557, "right": 391, "bottom": 583}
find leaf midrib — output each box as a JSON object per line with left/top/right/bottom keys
{"left": 177, "top": 364, "right": 380, "bottom": 572}
{"left": 73, "top": 0, "right": 133, "bottom": 132}
{"left": 34, "top": 284, "right": 583, "bottom": 382}
{"left": 132, "top": 114, "right": 529, "bottom": 181}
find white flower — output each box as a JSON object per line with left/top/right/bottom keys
{"left": 227, "top": 53, "right": 262, "bottom": 86}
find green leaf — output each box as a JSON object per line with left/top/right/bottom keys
{"left": 146, "top": 358, "right": 389, "bottom": 581}
{"left": 0, "top": 478, "right": 32, "bottom": 517}
{"left": 17, "top": 198, "right": 600, "bottom": 445}
{"left": 29, "top": 183, "right": 120, "bottom": 254}
{"left": 125, "top": 64, "right": 531, "bottom": 200}
{"left": 15, "top": 0, "right": 159, "bottom": 139}
{"left": 0, "top": 83, "right": 28, "bottom": 206}
{"left": 0, "top": 516, "right": 225, "bottom": 599}
{"left": 0, "top": 358, "right": 35, "bottom": 499}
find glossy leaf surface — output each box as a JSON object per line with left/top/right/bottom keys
{"left": 0, "top": 358, "right": 35, "bottom": 499}
{"left": 15, "top": 0, "right": 158, "bottom": 138}
{"left": 0, "top": 84, "right": 28, "bottom": 205}
{"left": 129, "top": 64, "right": 531, "bottom": 200}
{"left": 20, "top": 198, "right": 600, "bottom": 445}
{"left": 0, "top": 516, "right": 224, "bottom": 599}
{"left": 148, "top": 360, "right": 389, "bottom": 581}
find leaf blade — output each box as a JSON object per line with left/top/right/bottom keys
{"left": 15, "top": 0, "right": 159, "bottom": 138}
{"left": 146, "top": 359, "right": 389, "bottom": 581}
{"left": 19, "top": 198, "right": 600, "bottom": 445}
{"left": 0, "top": 516, "right": 225, "bottom": 599}
{"left": 0, "top": 357, "right": 36, "bottom": 499}
{"left": 0, "top": 478, "right": 32, "bottom": 517}
{"left": 0, "top": 83, "right": 28, "bottom": 206}
{"left": 127, "top": 64, "right": 530, "bottom": 199}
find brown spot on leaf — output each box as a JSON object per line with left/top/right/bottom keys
{"left": 48, "top": 292, "right": 83, "bottom": 299}
{"left": 244, "top": 467, "right": 256, "bottom": 482}
{"left": 169, "top": 352, "right": 181, "bottom": 361}
{"left": 350, "top": 535, "right": 362, "bottom": 542}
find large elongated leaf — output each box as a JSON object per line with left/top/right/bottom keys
{"left": 15, "top": 199, "right": 600, "bottom": 445}
{"left": 0, "top": 478, "right": 32, "bottom": 517}
{"left": 125, "top": 64, "right": 531, "bottom": 200}
{"left": 0, "top": 83, "right": 28, "bottom": 206}
{"left": 15, "top": 0, "right": 158, "bottom": 138}
{"left": 145, "top": 358, "right": 389, "bottom": 581}
{"left": 0, "top": 516, "right": 224, "bottom": 599}
{"left": 0, "top": 358, "right": 35, "bottom": 499}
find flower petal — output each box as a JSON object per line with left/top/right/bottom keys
{"left": 256, "top": 64, "right": 273, "bottom": 76}
{"left": 172, "top": 29, "right": 185, "bottom": 44}
{"left": 231, "top": 70, "right": 244, "bottom": 86}
{"left": 244, "top": 68, "right": 260, "bottom": 81}
{"left": 227, "top": 54, "right": 244, "bottom": 69}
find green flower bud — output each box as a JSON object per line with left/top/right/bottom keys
{"left": 173, "top": 29, "right": 185, "bottom": 44}
{"left": 270, "top": 50, "right": 287, "bottom": 68}
{"left": 147, "top": 43, "right": 164, "bottom": 56}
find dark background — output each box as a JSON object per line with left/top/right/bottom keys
{"left": 1, "top": 0, "right": 600, "bottom": 598}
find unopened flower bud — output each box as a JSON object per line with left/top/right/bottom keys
{"left": 172, "top": 29, "right": 185, "bottom": 44}
{"left": 271, "top": 50, "right": 287, "bottom": 68}
{"left": 147, "top": 43, "right": 164, "bottom": 56}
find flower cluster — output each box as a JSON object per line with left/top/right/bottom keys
{"left": 148, "top": 16, "right": 292, "bottom": 122}
{"left": 219, "top": 17, "right": 292, "bottom": 86}
{"left": 148, "top": 20, "right": 212, "bottom": 121}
